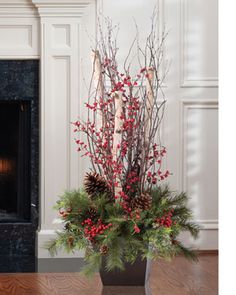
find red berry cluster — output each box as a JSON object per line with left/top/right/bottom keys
{"left": 134, "top": 224, "right": 141, "bottom": 233}
{"left": 125, "top": 171, "right": 140, "bottom": 192}
{"left": 115, "top": 191, "right": 132, "bottom": 216}
{"left": 156, "top": 210, "right": 174, "bottom": 228}
{"left": 81, "top": 218, "right": 112, "bottom": 242}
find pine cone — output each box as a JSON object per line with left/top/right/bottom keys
{"left": 84, "top": 172, "right": 111, "bottom": 200}
{"left": 68, "top": 236, "right": 74, "bottom": 247}
{"left": 86, "top": 207, "right": 97, "bottom": 219}
{"left": 100, "top": 245, "right": 109, "bottom": 255}
{"left": 172, "top": 239, "right": 179, "bottom": 245}
{"left": 131, "top": 192, "right": 152, "bottom": 211}
{"left": 64, "top": 222, "right": 71, "bottom": 231}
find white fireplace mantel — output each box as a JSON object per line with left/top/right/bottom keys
{"left": 32, "top": 0, "right": 93, "bottom": 17}
{"left": 0, "top": 0, "right": 96, "bottom": 258}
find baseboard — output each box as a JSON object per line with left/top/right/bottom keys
{"left": 37, "top": 258, "right": 84, "bottom": 272}
{"left": 197, "top": 250, "right": 218, "bottom": 255}
{"left": 37, "top": 229, "right": 218, "bottom": 258}
{"left": 37, "top": 229, "right": 84, "bottom": 258}
{"left": 178, "top": 230, "right": 218, "bottom": 250}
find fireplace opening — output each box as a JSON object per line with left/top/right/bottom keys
{"left": 0, "top": 59, "right": 38, "bottom": 272}
{"left": 0, "top": 101, "right": 31, "bottom": 222}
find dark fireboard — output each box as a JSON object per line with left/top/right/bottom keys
{"left": 0, "top": 60, "right": 39, "bottom": 272}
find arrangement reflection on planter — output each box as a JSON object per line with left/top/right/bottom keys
{"left": 47, "top": 12, "right": 200, "bottom": 286}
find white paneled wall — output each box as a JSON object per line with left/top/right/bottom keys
{"left": 167, "top": 0, "right": 218, "bottom": 249}
{"left": 0, "top": 0, "right": 218, "bottom": 256}
{"left": 101, "top": 0, "right": 218, "bottom": 249}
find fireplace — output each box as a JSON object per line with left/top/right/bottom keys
{"left": 0, "top": 101, "right": 31, "bottom": 222}
{"left": 0, "top": 60, "right": 39, "bottom": 272}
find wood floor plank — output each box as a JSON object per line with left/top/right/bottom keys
{"left": 150, "top": 254, "right": 218, "bottom": 295}
{"left": 0, "top": 254, "right": 218, "bottom": 295}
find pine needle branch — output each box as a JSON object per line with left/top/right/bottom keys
{"left": 176, "top": 242, "right": 199, "bottom": 262}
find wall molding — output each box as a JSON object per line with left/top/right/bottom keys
{"left": 37, "top": 229, "right": 84, "bottom": 258}
{"left": 196, "top": 220, "right": 218, "bottom": 230}
{"left": 179, "top": 99, "right": 218, "bottom": 231}
{"left": 180, "top": 0, "right": 218, "bottom": 88}
{"left": 0, "top": 0, "right": 39, "bottom": 18}
{"left": 179, "top": 98, "right": 218, "bottom": 190}
{"left": 52, "top": 55, "right": 71, "bottom": 191}
{"left": 0, "top": 18, "right": 39, "bottom": 58}
{"left": 0, "top": 24, "right": 33, "bottom": 47}
{"left": 32, "top": 0, "right": 92, "bottom": 18}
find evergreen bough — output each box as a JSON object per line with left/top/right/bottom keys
{"left": 46, "top": 185, "right": 200, "bottom": 277}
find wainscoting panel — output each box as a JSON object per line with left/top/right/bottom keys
{"left": 44, "top": 56, "right": 71, "bottom": 226}
{"left": 180, "top": 0, "right": 218, "bottom": 87}
{"left": 181, "top": 100, "right": 218, "bottom": 230}
{"left": 0, "top": 18, "right": 39, "bottom": 58}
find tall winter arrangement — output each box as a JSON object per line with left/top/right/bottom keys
{"left": 47, "top": 12, "right": 199, "bottom": 279}
{"left": 74, "top": 15, "right": 169, "bottom": 206}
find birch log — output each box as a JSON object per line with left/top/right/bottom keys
{"left": 141, "top": 67, "right": 155, "bottom": 190}
{"left": 145, "top": 67, "right": 154, "bottom": 145}
{"left": 91, "top": 50, "right": 104, "bottom": 130}
{"left": 112, "top": 90, "right": 123, "bottom": 197}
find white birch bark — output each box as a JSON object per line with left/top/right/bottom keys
{"left": 141, "top": 67, "right": 155, "bottom": 186}
{"left": 91, "top": 50, "right": 104, "bottom": 130}
{"left": 112, "top": 90, "right": 123, "bottom": 197}
{"left": 145, "top": 67, "right": 154, "bottom": 145}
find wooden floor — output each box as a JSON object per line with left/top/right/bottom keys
{"left": 0, "top": 254, "right": 218, "bottom": 295}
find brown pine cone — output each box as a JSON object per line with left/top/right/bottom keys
{"left": 86, "top": 207, "right": 97, "bottom": 219}
{"left": 100, "top": 245, "right": 109, "bottom": 255}
{"left": 131, "top": 192, "right": 152, "bottom": 211}
{"left": 172, "top": 239, "right": 179, "bottom": 245}
{"left": 64, "top": 222, "right": 71, "bottom": 231}
{"left": 68, "top": 236, "right": 74, "bottom": 247}
{"left": 84, "top": 172, "right": 112, "bottom": 200}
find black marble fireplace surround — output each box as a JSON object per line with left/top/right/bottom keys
{"left": 0, "top": 60, "right": 39, "bottom": 272}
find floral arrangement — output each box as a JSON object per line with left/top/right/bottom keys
{"left": 47, "top": 14, "right": 199, "bottom": 276}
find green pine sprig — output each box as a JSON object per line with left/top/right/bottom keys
{"left": 45, "top": 185, "right": 200, "bottom": 277}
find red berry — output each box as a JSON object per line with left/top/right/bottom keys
{"left": 134, "top": 224, "right": 141, "bottom": 233}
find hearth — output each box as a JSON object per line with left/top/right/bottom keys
{"left": 0, "top": 60, "right": 39, "bottom": 272}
